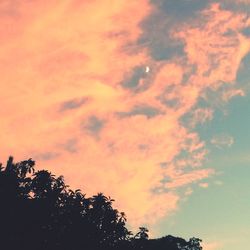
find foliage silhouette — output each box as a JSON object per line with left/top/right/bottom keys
{"left": 0, "top": 156, "right": 202, "bottom": 250}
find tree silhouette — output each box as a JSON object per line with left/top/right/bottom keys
{"left": 135, "top": 227, "right": 149, "bottom": 240}
{"left": 0, "top": 156, "right": 202, "bottom": 250}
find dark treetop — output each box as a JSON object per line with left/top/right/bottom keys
{"left": 0, "top": 156, "right": 202, "bottom": 250}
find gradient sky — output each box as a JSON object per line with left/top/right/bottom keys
{"left": 0, "top": 1, "right": 250, "bottom": 250}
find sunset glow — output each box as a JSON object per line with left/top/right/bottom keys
{"left": 1, "top": 1, "right": 250, "bottom": 250}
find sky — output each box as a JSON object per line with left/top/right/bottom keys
{"left": 0, "top": 1, "right": 250, "bottom": 249}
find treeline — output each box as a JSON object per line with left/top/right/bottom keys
{"left": 0, "top": 156, "right": 202, "bottom": 250}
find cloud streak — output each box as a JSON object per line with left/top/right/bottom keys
{"left": 211, "top": 134, "right": 235, "bottom": 149}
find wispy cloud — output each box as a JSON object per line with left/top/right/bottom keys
{"left": 188, "top": 108, "right": 214, "bottom": 128}
{"left": 199, "top": 182, "right": 209, "bottom": 188}
{"left": 211, "top": 134, "right": 234, "bottom": 149}
{"left": 222, "top": 88, "right": 245, "bottom": 101}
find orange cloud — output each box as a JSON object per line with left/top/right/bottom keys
{"left": 189, "top": 108, "right": 214, "bottom": 128}
{"left": 199, "top": 182, "right": 209, "bottom": 188}
{"left": 166, "top": 169, "right": 214, "bottom": 189}
{"left": 0, "top": 1, "right": 249, "bottom": 229}
{"left": 175, "top": 3, "right": 250, "bottom": 89}
{"left": 222, "top": 88, "right": 245, "bottom": 101}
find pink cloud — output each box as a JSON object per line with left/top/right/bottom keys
{"left": 199, "top": 182, "right": 209, "bottom": 188}
{"left": 222, "top": 88, "right": 245, "bottom": 101}
{"left": 175, "top": 3, "right": 250, "bottom": 89}
{"left": 189, "top": 108, "right": 214, "bottom": 128}
{"left": 166, "top": 169, "right": 214, "bottom": 189}
{"left": 211, "top": 134, "right": 234, "bottom": 148}
{"left": 0, "top": 1, "right": 249, "bottom": 229}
